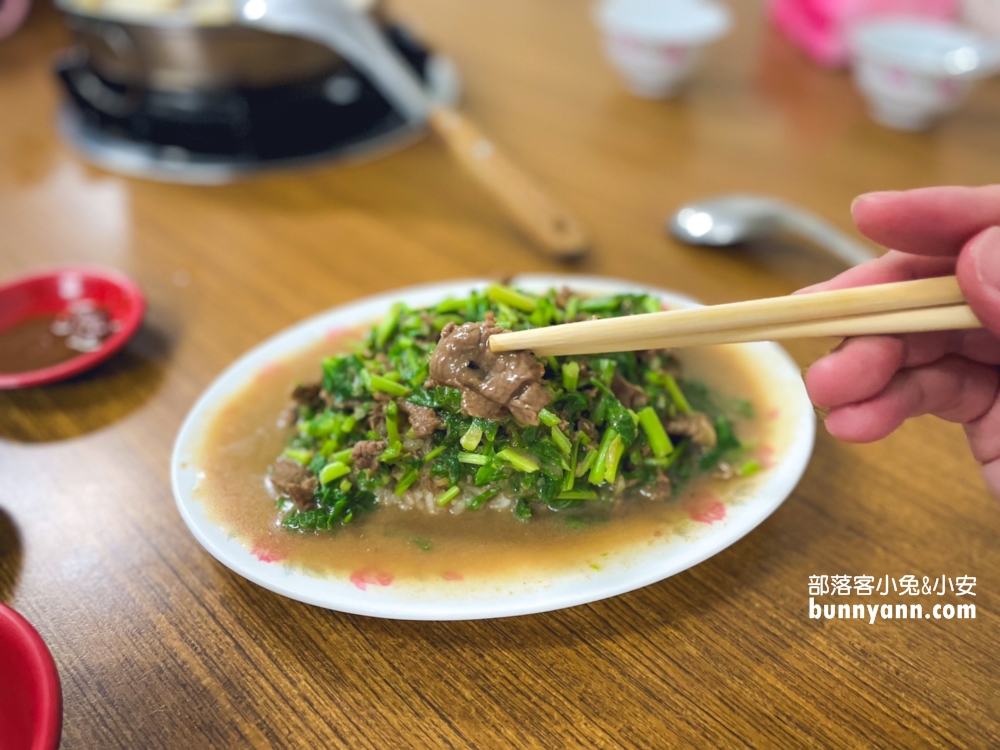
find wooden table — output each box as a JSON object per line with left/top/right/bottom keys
{"left": 1, "top": 1, "right": 998, "bottom": 746}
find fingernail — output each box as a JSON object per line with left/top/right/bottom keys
{"left": 851, "top": 191, "right": 900, "bottom": 215}
{"left": 791, "top": 283, "right": 820, "bottom": 295}
{"left": 968, "top": 226, "right": 1000, "bottom": 292}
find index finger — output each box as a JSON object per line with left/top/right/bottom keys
{"left": 796, "top": 250, "right": 956, "bottom": 295}
{"left": 853, "top": 186, "right": 1000, "bottom": 257}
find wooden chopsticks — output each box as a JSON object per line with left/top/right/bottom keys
{"left": 488, "top": 276, "right": 981, "bottom": 356}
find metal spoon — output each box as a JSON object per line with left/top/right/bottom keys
{"left": 669, "top": 194, "right": 876, "bottom": 267}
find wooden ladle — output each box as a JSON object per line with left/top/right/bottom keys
{"left": 243, "top": 0, "right": 590, "bottom": 259}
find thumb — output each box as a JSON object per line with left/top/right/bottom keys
{"left": 958, "top": 226, "right": 1000, "bottom": 336}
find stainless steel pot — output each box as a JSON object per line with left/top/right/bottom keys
{"left": 58, "top": 0, "right": 385, "bottom": 92}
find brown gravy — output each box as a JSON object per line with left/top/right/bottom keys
{"left": 0, "top": 315, "right": 78, "bottom": 374}
{"left": 193, "top": 336, "right": 791, "bottom": 584}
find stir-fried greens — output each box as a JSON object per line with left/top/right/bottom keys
{"left": 269, "top": 285, "right": 755, "bottom": 531}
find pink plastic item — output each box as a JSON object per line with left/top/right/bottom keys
{"left": 0, "top": 0, "right": 31, "bottom": 39}
{"left": 769, "top": 0, "right": 960, "bottom": 68}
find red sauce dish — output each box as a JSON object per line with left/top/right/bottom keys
{"left": 0, "top": 604, "right": 62, "bottom": 750}
{"left": 0, "top": 266, "right": 145, "bottom": 389}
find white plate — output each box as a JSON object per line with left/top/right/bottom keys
{"left": 172, "top": 275, "right": 815, "bottom": 620}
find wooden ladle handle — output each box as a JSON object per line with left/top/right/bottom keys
{"left": 429, "top": 107, "right": 590, "bottom": 259}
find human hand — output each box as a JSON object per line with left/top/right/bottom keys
{"left": 0, "top": 0, "right": 31, "bottom": 39}
{"left": 802, "top": 186, "right": 1000, "bottom": 496}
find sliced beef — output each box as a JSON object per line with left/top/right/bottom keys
{"left": 611, "top": 373, "right": 649, "bottom": 410}
{"left": 665, "top": 412, "right": 717, "bottom": 449}
{"left": 577, "top": 418, "right": 599, "bottom": 443}
{"left": 268, "top": 458, "right": 318, "bottom": 510}
{"left": 460, "top": 390, "right": 509, "bottom": 420}
{"left": 351, "top": 439, "right": 387, "bottom": 471}
{"left": 369, "top": 391, "right": 390, "bottom": 435}
{"left": 398, "top": 400, "right": 443, "bottom": 437}
{"left": 429, "top": 312, "right": 551, "bottom": 425}
{"left": 278, "top": 383, "right": 329, "bottom": 427}
{"left": 279, "top": 381, "right": 327, "bottom": 428}
{"left": 638, "top": 470, "right": 672, "bottom": 500}
{"left": 637, "top": 350, "right": 680, "bottom": 376}
{"left": 291, "top": 382, "right": 325, "bottom": 411}
{"left": 508, "top": 382, "right": 552, "bottom": 425}
{"left": 554, "top": 286, "right": 573, "bottom": 310}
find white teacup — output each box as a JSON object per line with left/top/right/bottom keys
{"left": 850, "top": 18, "right": 1000, "bottom": 131}
{"left": 594, "top": 0, "right": 731, "bottom": 99}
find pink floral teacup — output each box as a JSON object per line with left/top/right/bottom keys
{"left": 850, "top": 17, "right": 1000, "bottom": 130}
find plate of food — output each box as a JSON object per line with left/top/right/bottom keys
{"left": 171, "top": 275, "right": 814, "bottom": 620}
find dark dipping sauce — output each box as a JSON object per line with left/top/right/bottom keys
{"left": 0, "top": 315, "right": 79, "bottom": 374}
{"left": 194, "top": 334, "right": 792, "bottom": 584}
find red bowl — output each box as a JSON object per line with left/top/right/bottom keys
{"left": 0, "top": 604, "right": 62, "bottom": 750}
{"left": 0, "top": 266, "right": 145, "bottom": 389}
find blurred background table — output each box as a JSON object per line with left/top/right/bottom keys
{"left": 1, "top": 1, "right": 998, "bottom": 747}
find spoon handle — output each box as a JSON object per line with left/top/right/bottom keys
{"left": 429, "top": 108, "right": 590, "bottom": 258}
{"left": 778, "top": 209, "right": 877, "bottom": 267}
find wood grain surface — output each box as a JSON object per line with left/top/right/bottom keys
{"left": 1, "top": 1, "right": 998, "bottom": 747}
